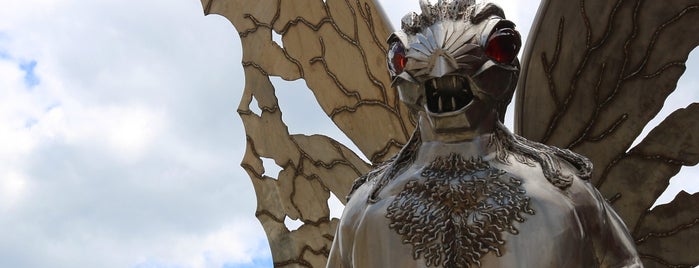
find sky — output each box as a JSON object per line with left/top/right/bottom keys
{"left": 0, "top": 0, "right": 696, "bottom": 267}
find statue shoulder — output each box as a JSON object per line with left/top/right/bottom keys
{"left": 491, "top": 126, "right": 593, "bottom": 190}
{"left": 345, "top": 157, "right": 393, "bottom": 202}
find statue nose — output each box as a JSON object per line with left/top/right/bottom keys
{"left": 429, "top": 54, "right": 457, "bottom": 78}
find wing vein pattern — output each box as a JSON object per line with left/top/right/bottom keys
{"left": 516, "top": 0, "right": 699, "bottom": 267}
{"left": 200, "top": 0, "right": 413, "bottom": 266}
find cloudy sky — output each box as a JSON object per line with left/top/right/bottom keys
{"left": 0, "top": 0, "right": 696, "bottom": 267}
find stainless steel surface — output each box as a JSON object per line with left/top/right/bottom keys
{"left": 329, "top": 0, "right": 643, "bottom": 267}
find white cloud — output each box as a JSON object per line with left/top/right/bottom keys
{"left": 0, "top": 170, "right": 28, "bottom": 211}
{"left": 0, "top": 60, "right": 38, "bottom": 155}
{"left": 57, "top": 104, "right": 165, "bottom": 160}
{"left": 0, "top": 0, "right": 267, "bottom": 267}
{"left": 127, "top": 218, "right": 271, "bottom": 268}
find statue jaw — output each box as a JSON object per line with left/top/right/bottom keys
{"left": 418, "top": 103, "right": 498, "bottom": 142}
{"left": 395, "top": 71, "right": 501, "bottom": 140}
{"left": 395, "top": 50, "right": 518, "bottom": 140}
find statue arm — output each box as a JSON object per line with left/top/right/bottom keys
{"left": 327, "top": 198, "right": 358, "bottom": 268}
{"left": 586, "top": 183, "right": 643, "bottom": 268}
{"left": 327, "top": 186, "right": 368, "bottom": 268}
{"left": 327, "top": 226, "right": 349, "bottom": 268}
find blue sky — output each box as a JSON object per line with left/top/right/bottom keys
{"left": 0, "top": 0, "right": 696, "bottom": 268}
{"left": 18, "top": 60, "right": 39, "bottom": 88}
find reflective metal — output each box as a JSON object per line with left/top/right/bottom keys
{"left": 328, "top": 0, "right": 643, "bottom": 267}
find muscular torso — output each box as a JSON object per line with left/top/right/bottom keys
{"left": 328, "top": 138, "right": 642, "bottom": 268}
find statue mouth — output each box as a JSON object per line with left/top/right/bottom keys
{"left": 425, "top": 76, "right": 474, "bottom": 113}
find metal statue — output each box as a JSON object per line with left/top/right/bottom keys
{"left": 328, "top": 1, "right": 641, "bottom": 267}
{"left": 199, "top": 0, "right": 699, "bottom": 266}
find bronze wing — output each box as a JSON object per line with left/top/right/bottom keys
{"left": 515, "top": 0, "right": 699, "bottom": 267}
{"left": 199, "top": 0, "right": 413, "bottom": 266}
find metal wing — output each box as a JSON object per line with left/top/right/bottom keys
{"left": 199, "top": 0, "right": 414, "bottom": 266}
{"left": 515, "top": 0, "right": 699, "bottom": 267}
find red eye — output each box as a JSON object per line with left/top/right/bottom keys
{"left": 388, "top": 41, "right": 407, "bottom": 75}
{"left": 485, "top": 28, "right": 521, "bottom": 64}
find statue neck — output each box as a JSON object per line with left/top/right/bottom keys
{"left": 417, "top": 112, "right": 497, "bottom": 143}
{"left": 416, "top": 113, "right": 499, "bottom": 161}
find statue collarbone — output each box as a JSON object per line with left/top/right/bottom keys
{"left": 349, "top": 122, "right": 593, "bottom": 203}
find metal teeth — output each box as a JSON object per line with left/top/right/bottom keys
{"left": 425, "top": 76, "right": 472, "bottom": 113}
{"left": 435, "top": 97, "right": 459, "bottom": 112}
{"left": 428, "top": 76, "right": 465, "bottom": 91}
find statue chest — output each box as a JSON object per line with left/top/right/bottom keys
{"left": 350, "top": 154, "right": 592, "bottom": 267}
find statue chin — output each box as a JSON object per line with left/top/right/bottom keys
{"left": 421, "top": 101, "right": 497, "bottom": 142}
{"left": 424, "top": 105, "right": 475, "bottom": 133}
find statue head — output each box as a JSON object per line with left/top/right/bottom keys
{"left": 387, "top": 0, "right": 521, "bottom": 136}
